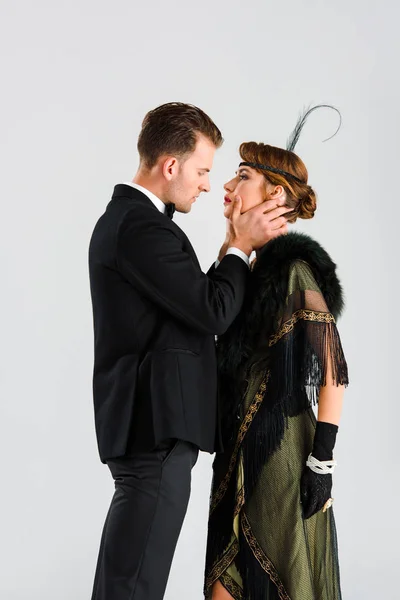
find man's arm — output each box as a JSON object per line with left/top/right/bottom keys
{"left": 116, "top": 212, "right": 248, "bottom": 336}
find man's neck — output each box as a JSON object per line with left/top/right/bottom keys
{"left": 132, "top": 175, "right": 167, "bottom": 205}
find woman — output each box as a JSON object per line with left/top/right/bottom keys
{"left": 205, "top": 107, "right": 349, "bottom": 600}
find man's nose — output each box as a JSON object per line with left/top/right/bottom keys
{"left": 201, "top": 178, "right": 210, "bottom": 193}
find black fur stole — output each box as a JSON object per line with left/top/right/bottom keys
{"left": 218, "top": 231, "right": 344, "bottom": 378}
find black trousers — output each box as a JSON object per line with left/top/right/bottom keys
{"left": 91, "top": 439, "right": 199, "bottom": 600}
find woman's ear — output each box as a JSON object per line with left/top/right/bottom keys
{"left": 269, "top": 184, "right": 286, "bottom": 205}
{"left": 265, "top": 182, "right": 287, "bottom": 205}
{"left": 271, "top": 184, "right": 284, "bottom": 198}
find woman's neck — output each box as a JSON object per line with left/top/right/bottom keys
{"left": 256, "top": 243, "right": 268, "bottom": 259}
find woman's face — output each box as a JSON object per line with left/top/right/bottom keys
{"left": 223, "top": 165, "right": 268, "bottom": 218}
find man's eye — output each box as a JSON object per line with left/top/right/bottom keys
{"left": 239, "top": 175, "right": 248, "bottom": 180}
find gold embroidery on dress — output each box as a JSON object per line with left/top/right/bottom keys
{"left": 220, "top": 572, "right": 244, "bottom": 600}
{"left": 269, "top": 309, "right": 335, "bottom": 347}
{"left": 241, "top": 511, "right": 292, "bottom": 600}
{"left": 205, "top": 539, "right": 239, "bottom": 592}
{"left": 210, "top": 373, "right": 270, "bottom": 514}
{"left": 234, "top": 485, "right": 245, "bottom": 518}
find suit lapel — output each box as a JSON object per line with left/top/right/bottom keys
{"left": 111, "top": 184, "right": 202, "bottom": 270}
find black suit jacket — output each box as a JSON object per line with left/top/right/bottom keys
{"left": 89, "top": 185, "right": 248, "bottom": 462}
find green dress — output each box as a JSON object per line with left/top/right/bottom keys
{"left": 204, "top": 235, "right": 348, "bottom": 600}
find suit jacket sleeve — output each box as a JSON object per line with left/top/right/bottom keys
{"left": 116, "top": 211, "right": 248, "bottom": 335}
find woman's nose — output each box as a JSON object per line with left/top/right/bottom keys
{"left": 224, "top": 179, "right": 234, "bottom": 193}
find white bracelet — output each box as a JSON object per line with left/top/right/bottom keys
{"left": 306, "top": 454, "right": 337, "bottom": 475}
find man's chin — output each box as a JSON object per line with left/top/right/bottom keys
{"left": 176, "top": 205, "right": 191, "bottom": 214}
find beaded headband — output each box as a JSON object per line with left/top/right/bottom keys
{"left": 239, "top": 161, "right": 303, "bottom": 184}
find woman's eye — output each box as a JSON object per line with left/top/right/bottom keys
{"left": 239, "top": 175, "right": 248, "bottom": 180}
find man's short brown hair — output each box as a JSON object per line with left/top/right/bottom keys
{"left": 137, "top": 102, "right": 223, "bottom": 168}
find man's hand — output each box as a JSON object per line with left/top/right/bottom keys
{"left": 228, "top": 195, "right": 291, "bottom": 255}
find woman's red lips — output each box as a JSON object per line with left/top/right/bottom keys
{"left": 224, "top": 196, "right": 232, "bottom": 203}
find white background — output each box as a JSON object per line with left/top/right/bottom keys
{"left": 1, "top": 1, "right": 399, "bottom": 598}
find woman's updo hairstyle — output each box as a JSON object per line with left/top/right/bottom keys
{"left": 239, "top": 142, "right": 316, "bottom": 222}
{"left": 239, "top": 105, "right": 341, "bottom": 223}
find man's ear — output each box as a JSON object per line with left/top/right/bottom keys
{"left": 162, "top": 156, "right": 179, "bottom": 181}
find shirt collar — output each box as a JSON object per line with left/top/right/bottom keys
{"left": 123, "top": 182, "right": 166, "bottom": 214}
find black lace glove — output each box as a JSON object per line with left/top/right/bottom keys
{"left": 300, "top": 421, "right": 338, "bottom": 519}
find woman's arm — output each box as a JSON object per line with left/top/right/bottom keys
{"left": 302, "top": 360, "right": 345, "bottom": 519}
{"left": 317, "top": 379, "right": 345, "bottom": 426}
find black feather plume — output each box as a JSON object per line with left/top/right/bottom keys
{"left": 286, "top": 104, "right": 342, "bottom": 152}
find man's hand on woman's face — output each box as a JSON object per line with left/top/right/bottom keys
{"left": 227, "top": 195, "right": 292, "bottom": 255}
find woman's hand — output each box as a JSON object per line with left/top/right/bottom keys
{"left": 300, "top": 469, "right": 333, "bottom": 519}
{"left": 301, "top": 420, "right": 338, "bottom": 519}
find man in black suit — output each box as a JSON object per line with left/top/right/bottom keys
{"left": 89, "top": 103, "right": 289, "bottom": 600}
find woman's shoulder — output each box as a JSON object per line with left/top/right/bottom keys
{"left": 261, "top": 231, "right": 335, "bottom": 266}
{"left": 256, "top": 232, "right": 345, "bottom": 318}
{"left": 258, "top": 232, "right": 337, "bottom": 281}
{"left": 287, "top": 259, "right": 321, "bottom": 295}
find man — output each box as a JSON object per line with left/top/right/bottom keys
{"left": 88, "top": 102, "right": 289, "bottom": 600}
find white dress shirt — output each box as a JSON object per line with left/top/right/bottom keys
{"left": 214, "top": 248, "right": 249, "bottom": 268}
{"left": 123, "top": 182, "right": 166, "bottom": 214}
{"left": 122, "top": 181, "right": 249, "bottom": 268}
